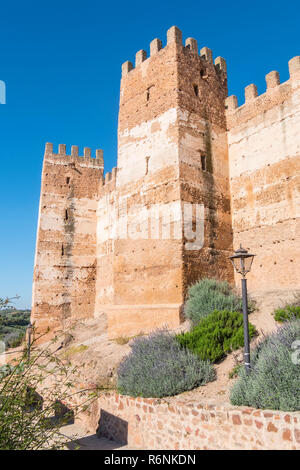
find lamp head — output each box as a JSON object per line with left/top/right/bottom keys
{"left": 229, "top": 245, "right": 256, "bottom": 278}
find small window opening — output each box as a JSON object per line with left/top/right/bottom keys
{"left": 193, "top": 84, "right": 199, "bottom": 97}
{"left": 66, "top": 177, "right": 70, "bottom": 184}
{"left": 145, "top": 156, "right": 150, "bottom": 175}
{"left": 200, "top": 69, "right": 208, "bottom": 79}
{"left": 61, "top": 244, "right": 64, "bottom": 256}
{"left": 65, "top": 209, "right": 68, "bottom": 221}
{"left": 146, "top": 85, "right": 154, "bottom": 102}
{"left": 201, "top": 154, "right": 206, "bottom": 171}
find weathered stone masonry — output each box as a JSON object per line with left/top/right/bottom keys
{"left": 31, "top": 26, "right": 300, "bottom": 338}
{"left": 32, "top": 144, "right": 104, "bottom": 333}
{"left": 226, "top": 57, "right": 300, "bottom": 293}
{"left": 78, "top": 392, "right": 300, "bottom": 450}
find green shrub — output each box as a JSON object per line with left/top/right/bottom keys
{"left": 0, "top": 332, "right": 97, "bottom": 449}
{"left": 230, "top": 320, "right": 300, "bottom": 411}
{"left": 177, "top": 310, "right": 257, "bottom": 363}
{"left": 0, "top": 303, "right": 30, "bottom": 349}
{"left": 228, "top": 363, "right": 242, "bottom": 379}
{"left": 274, "top": 305, "right": 300, "bottom": 322}
{"left": 184, "top": 278, "right": 254, "bottom": 325}
{"left": 117, "top": 330, "right": 215, "bottom": 398}
{"left": 6, "top": 330, "right": 25, "bottom": 348}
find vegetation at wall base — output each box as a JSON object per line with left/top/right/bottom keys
{"left": 0, "top": 330, "right": 97, "bottom": 450}
{"left": 184, "top": 278, "right": 255, "bottom": 326}
{"left": 228, "top": 363, "right": 242, "bottom": 379}
{"left": 117, "top": 330, "right": 216, "bottom": 398}
{"left": 177, "top": 309, "right": 257, "bottom": 363}
{"left": 274, "top": 305, "right": 300, "bottom": 322}
{"left": 230, "top": 320, "right": 300, "bottom": 411}
{"left": 0, "top": 298, "right": 31, "bottom": 348}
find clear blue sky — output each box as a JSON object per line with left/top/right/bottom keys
{"left": 0, "top": 0, "right": 298, "bottom": 309}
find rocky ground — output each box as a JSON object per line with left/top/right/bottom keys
{"left": 26, "top": 289, "right": 297, "bottom": 405}
{"left": 4, "top": 288, "right": 298, "bottom": 449}
{"left": 42, "top": 289, "right": 294, "bottom": 407}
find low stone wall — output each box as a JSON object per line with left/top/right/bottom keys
{"left": 81, "top": 392, "right": 300, "bottom": 450}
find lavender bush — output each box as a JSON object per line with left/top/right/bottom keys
{"left": 117, "top": 330, "right": 216, "bottom": 398}
{"left": 230, "top": 320, "right": 300, "bottom": 411}
{"left": 185, "top": 278, "right": 255, "bottom": 326}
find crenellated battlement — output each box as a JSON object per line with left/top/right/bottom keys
{"left": 44, "top": 142, "right": 104, "bottom": 170}
{"left": 102, "top": 167, "right": 117, "bottom": 188}
{"left": 121, "top": 26, "right": 227, "bottom": 79}
{"left": 225, "top": 56, "right": 300, "bottom": 114}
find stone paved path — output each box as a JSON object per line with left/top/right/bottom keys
{"left": 61, "top": 423, "right": 139, "bottom": 450}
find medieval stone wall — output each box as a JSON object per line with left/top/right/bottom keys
{"left": 226, "top": 57, "right": 300, "bottom": 293}
{"left": 77, "top": 392, "right": 300, "bottom": 450}
{"left": 31, "top": 144, "right": 103, "bottom": 334}
{"left": 32, "top": 26, "right": 300, "bottom": 338}
{"left": 94, "top": 26, "right": 236, "bottom": 338}
{"left": 176, "top": 34, "right": 234, "bottom": 289}
{"left": 95, "top": 33, "right": 184, "bottom": 336}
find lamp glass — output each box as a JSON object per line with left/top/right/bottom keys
{"left": 229, "top": 246, "right": 255, "bottom": 278}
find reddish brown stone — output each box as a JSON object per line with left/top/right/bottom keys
{"left": 255, "top": 420, "right": 263, "bottom": 429}
{"left": 232, "top": 414, "right": 242, "bottom": 425}
{"left": 244, "top": 418, "right": 253, "bottom": 426}
{"left": 282, "top": 429, "right": 292, "bottom": 441}
{"left": 267, "top": 422, "right": 278, "bottom": 433}
{"left": 242, "top": 408, "right": 253, "bottom": 415}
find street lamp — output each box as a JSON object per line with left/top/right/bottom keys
{"left": 229, "top": 245, "right": 256, "bottom": 374}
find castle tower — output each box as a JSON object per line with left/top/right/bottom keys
{"left": 32, "top": 27, "right": 300, "bottom": 340}
{"left": 96, "top": 26, "right": 234, "bottom": 337}
{"left": 31, "top": 144, "right": 104, "bottom": 335}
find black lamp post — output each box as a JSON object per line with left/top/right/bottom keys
{"left": 229, "top": 245, "right": 255, "bottom": 374}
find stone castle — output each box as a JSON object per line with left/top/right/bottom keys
{"left": 31, "top": 26, "right": 300, "bottom": 338}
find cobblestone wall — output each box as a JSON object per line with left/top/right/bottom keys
{"left": 88, "top": 392, "right": 300, "bottom": 450}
